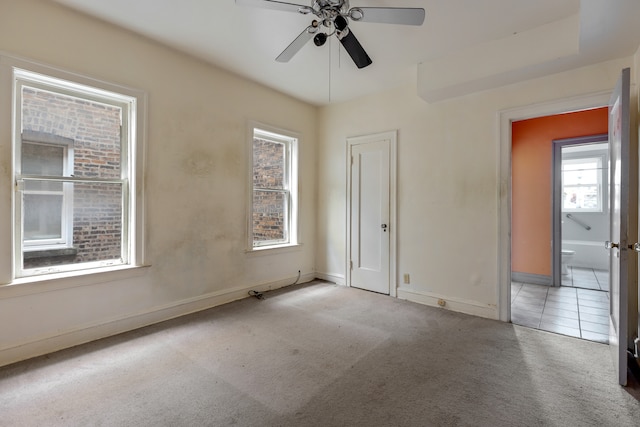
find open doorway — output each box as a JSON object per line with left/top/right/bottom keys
{"left": 552, "top": 135, "right": 610, "bottom": 291}
{"left": 510, "top": 107, "right": 610, "bottom": 342}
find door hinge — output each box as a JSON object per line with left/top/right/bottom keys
{"left": 351, "top": 155, "right": 354, "bottom": 165}
{"left": 350, "top": 260, "right": 353, "bottom": 270}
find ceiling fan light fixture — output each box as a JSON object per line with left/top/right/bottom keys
{"left": 349, "top": 8, "right": 363, "bottom": 21}
{"left": 313, "top": 32, "right": 327, "bottom": 46}
{"left": 334, "top": 14, "right": 348, "bottom": 31}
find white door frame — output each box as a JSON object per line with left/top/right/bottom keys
{"left": 346, "top": 130, "right": 397, "bottom": 297}
{"left": 498, "top": 91, "right": 611, "bottom": 321}
{"left": 551, "top": 134, "right": 609, "bottom": 288}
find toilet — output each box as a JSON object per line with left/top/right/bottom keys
{"left": 561, "top": 249, "right": 575, "bottom": 275}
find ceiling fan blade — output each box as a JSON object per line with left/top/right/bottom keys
{"left": 235, "top": 0, "right": 313, "bottom": 14}
{"left": 352, "top": 7, "right": 425, "bottom": 26}
{"left": 334, "top": 16, "right": 372, "bottom": 69}
{"left": 338, "top": 31, "right": 373, "bottom": 69}
{"left": 276, "top": 26, "right": 316, "bottom": 62}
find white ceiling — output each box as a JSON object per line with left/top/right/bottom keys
{"left": 53, "top": 0, "right": 640, "bottom": 106}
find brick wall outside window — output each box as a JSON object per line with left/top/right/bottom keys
{"left": 252, "top": 138, "right": 286, "bottom": 243}
{"left": 22, "top": 87, "right": 122, "bottom": 268}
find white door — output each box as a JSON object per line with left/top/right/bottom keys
{"left": 348, "top": 132, "right": 395, "bottom": 294}
{"left": 607, "top": 67, "right": 633, "bottom": 386}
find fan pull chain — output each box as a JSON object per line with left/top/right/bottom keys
{"left": 328, "top": 36, "right": 331, "bottom": 103}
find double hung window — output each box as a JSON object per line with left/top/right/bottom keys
{"left": 21, "top": 133, "right": 74, "bottom": 251}
{"left": 562, "top": 156, "right": 604, "bottom": 212}
{"left": 9, "top": 62, "right": 145, "bottom": 278}
{"left": 250, "top": 127, "right": 298, "bottom": 249}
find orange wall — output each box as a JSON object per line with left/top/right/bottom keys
{"left": 512, "top": 108, "right": 608, "bottom": 276}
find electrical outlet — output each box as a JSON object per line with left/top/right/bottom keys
{"left": 403, "top": 274, "right": 410, "bottom": 284}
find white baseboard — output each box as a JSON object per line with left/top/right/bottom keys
{"left": 397, "top": 287, "right": 498, "bottom": 320}
{"left": 314, "top": 272, "right": 345, "bottom": 286}
{"left": 0, "top": 273, "right": 315, "bottom": 368}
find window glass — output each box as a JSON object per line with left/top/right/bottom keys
{"left": 24, "top": 194, "right": 63, "bottom": 240}
{"left": 252, "top": 190, "right": 287, "bottom": 243}
{"left": 22, "top": 143, "right": 64, "bottom": 176}
{"left": 253, "top": 138, "right": 285, "bottom": 190}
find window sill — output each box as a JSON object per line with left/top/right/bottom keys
{"left": 245, "top": 243, "right": 303, "bottom": 256}
{"left": 0, "top": 264, "right": 151, "bottom": 299}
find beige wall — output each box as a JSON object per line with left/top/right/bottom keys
{"left": 317, "top": 56, "right": 634, "bottom": 318}
{"left": 1, "top": 0, "right": 639, "bottom": 366}
{"left": 0, "top": 0, "right": 317, "bottom": 365}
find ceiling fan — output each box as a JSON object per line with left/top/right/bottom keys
{"left": 236, "top": 0, "right": 425, "bottom": 69}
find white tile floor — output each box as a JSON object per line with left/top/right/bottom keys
{"left": 511, "top": 269, "right": 610, "bottom": 344}
{"left": 561, "top": 267, "right": 609, "bottom": 291}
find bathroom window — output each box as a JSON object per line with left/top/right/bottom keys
{"left": 562, "top": 156, "right": 604, "bottom": 212}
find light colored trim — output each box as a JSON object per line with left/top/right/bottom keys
{"left": 0, "top": 56, "right": 15, "bottom": 284}
{"left": 346, "top": 130, "right": 398, "bottom": 297}
{"left": 245, "top": 121, "right": 301, "bottom": 251}
{"left": 345, "top": 141, "right": 351, "bottom": 289}
{"left": 0, "top": 272, "right": 313, "bottom": 368}
{"left": 497, "top": 90, "right": 611, "bottom": 322}
{"left": 2, "top": 53, "right": 148, "bottom": 281}
{"left": 0, "top": 264, "right": 151, "bottom": 298}
{"left": 132, "top": 88, "right": 148, "bottom": 268}
{"left": 397, "top": 287, "right": 498, "bottom": 319}
{"left": 511, "top": 272, "right": 551, "bottom": 286}
{"left": 389, "top": 133, "right": 398, "bottom": 298}
{"left": 244, "top": 243, "right": 303, "bottom": 256}
{"left": 315, "top": 272, "right": 346, "bottom": 286}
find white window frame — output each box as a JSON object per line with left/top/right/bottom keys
{"left": 21, "top": 136, "right": 74, "bottom": 251}
{"left": 1, "top": 55, "right": 147, "bottom": 281}
{"left": 562, "top": 154, "right": 606, "bottom": 213}
{"left": 247, "top": 124, "right": 299, "bottom": 251}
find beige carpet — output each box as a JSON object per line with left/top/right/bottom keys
{"left": 1, "top": 281, "right": 639, "bottom": 426}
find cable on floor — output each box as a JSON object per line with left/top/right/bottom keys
{"left": 248, "top": 270, "right": 302, "bottom": 301}
{"left": 248, "top": 290, "right": 263, "bottom": 300}
{"left": 291, "top": 270, "right": 301, "bottom": 286}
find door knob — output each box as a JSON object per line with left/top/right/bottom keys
{"left": 381, "top": 224, "right": 388, "bottom": 232}
{"left": 605, "top": 241, "right": 620, "bottom": 249}
{"left": 631, "top": 242, "right": 640, "bottom": 252}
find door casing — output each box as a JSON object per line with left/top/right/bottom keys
{"left": 498, "top": 91, "right": 612, "bottom": 322}
{"left": 551, "top": 134, "right": 609, "bottom": 288}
